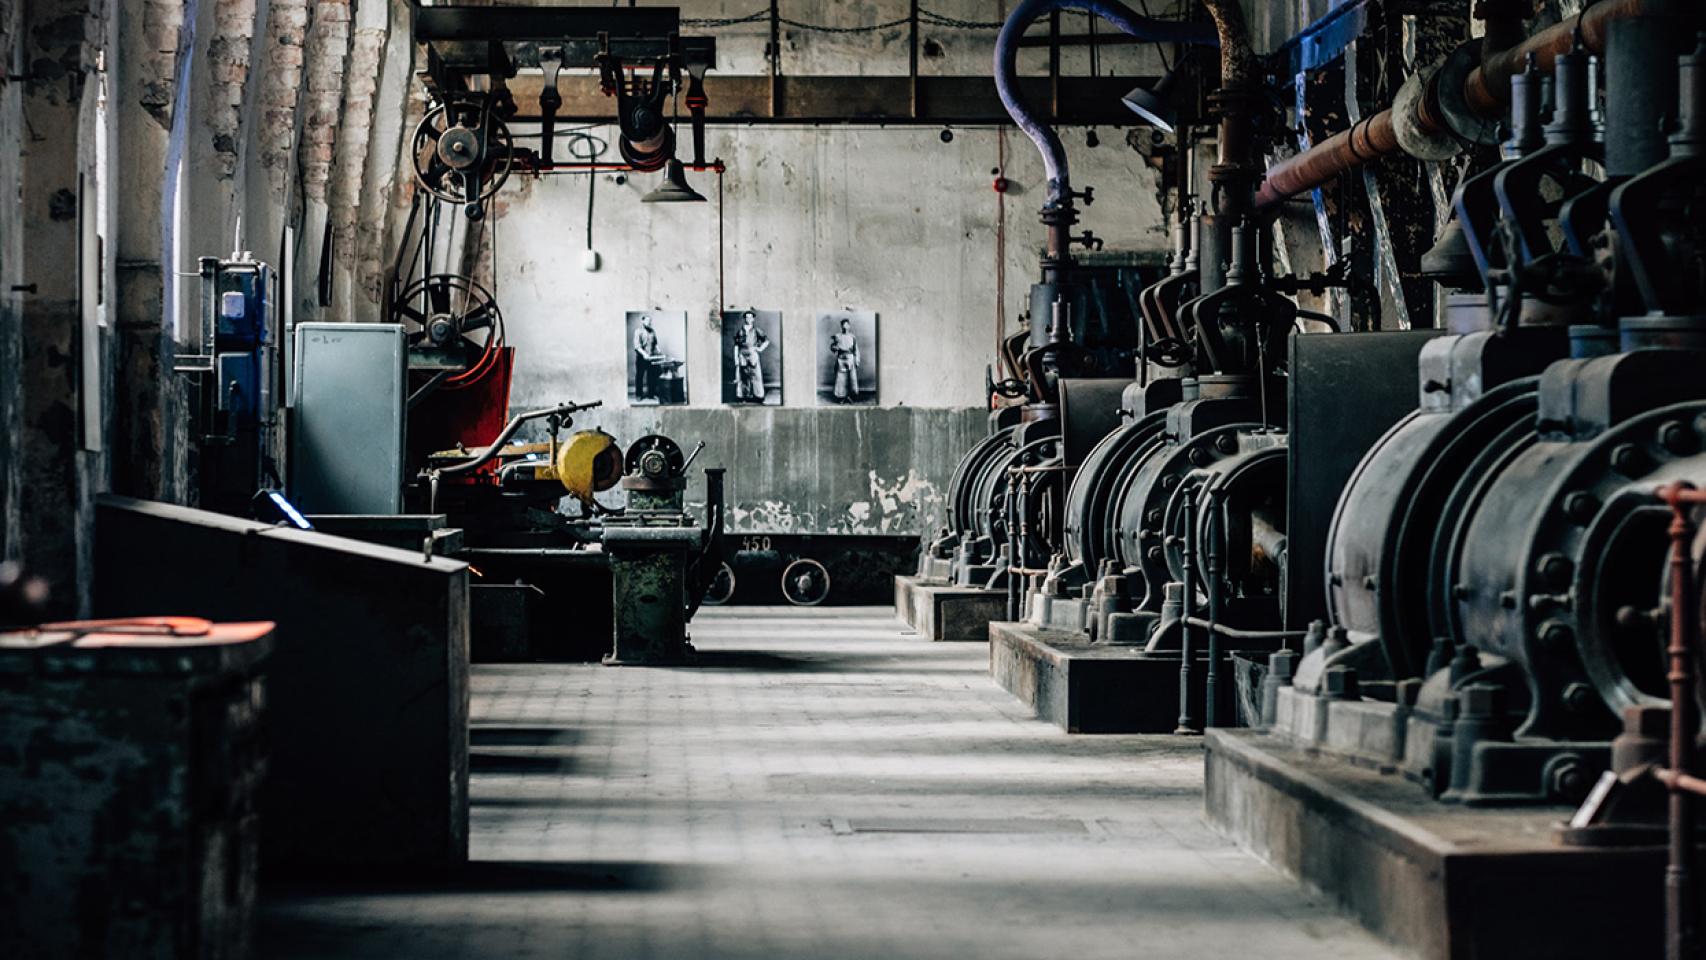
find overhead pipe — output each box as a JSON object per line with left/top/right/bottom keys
{"left": 994, "top": 0, "right": 1217, "bottom": 264}
{"left": 1254, "top": 0, "right": 1681, "bottom": 210}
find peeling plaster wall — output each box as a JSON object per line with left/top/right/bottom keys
{"left": 0, "top": 0, "right": 22, "bottom": 563}
{"left": 494, "top": 121, "right": 1167, "bottom": 535}
{"left": 481, "top": 2, "right": 1178, "bottom": 537}
{"left": 578, "top": 406, "right": 988, "bottom": 537}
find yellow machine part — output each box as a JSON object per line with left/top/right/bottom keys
{"left": 556, "top": 429, "right": 623, "bottom": 504}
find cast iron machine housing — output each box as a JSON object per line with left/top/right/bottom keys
{"left": 603, "top": 436, "right": 727, "bottom": 666}
{"left": 1275, "top": 34, "right": 1706, "bottom": 809}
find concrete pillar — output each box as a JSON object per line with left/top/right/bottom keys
{"left": 295, "top": 0, "right": 350, "bottom": 325}
{"left": 16, "top": 0, "right": 98, "bottom": 616}
{"left": 0, "top": 0, "right": 25, "bottom": 564}
{"left": 351, "top": 0, "right": 413, "bottom": 323}
{"left": 326, "top": 0, "right": 388, "bottom": 321}
{"left": 111, "top": 0, "right": 184, "bottom": 502}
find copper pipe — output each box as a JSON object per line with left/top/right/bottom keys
{"left": 1654, "top": 766, "right": 1706, "bottom": 799}
{"left": 1659, "top": 480, "right": 1704, "bottom": 960}
{"left": 1255, "top": 0, "right": 1676, "bottom": 210}
{"left": 1256, "top": 110, "right": 1399, "bottom": 208}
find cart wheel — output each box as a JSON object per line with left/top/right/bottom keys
{"left": 703, "top": 561, "right": 737, "bottom": 606}
{"left": 781, "top": 558, "right": 831, "bottom": 606}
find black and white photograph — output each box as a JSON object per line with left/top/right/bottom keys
{"left": 720, "top": 308, "right": 782, "bottom": 405}
{"left": 625, "top": 310, "right": 688, "bottom": 405}
{"left": 816, "top": 310, "right": 878, "bottom": 405}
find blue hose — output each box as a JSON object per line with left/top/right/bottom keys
{"left": 994, "top": 0, "right": 1217, "bottom": 206}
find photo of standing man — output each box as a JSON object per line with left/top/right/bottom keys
{"left": 720, "top": 308, "right": 783, "bottom": 405}
{"left": 827, "top": 316, "right": 861, "bottom": 403}
{"left": 816, "top": 311, "right": 878, "bottom": 405}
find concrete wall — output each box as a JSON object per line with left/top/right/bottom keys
{"left": 484, "top": 3, "right": 1180, "bottom": 534}
{"left": 0, "top": 0, "right": 1197, "bottom": 603}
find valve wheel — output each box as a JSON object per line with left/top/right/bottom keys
{"left": 781, "top": 558, "right": 831, "bottom": 607}
{"left": 703, "top": 561, "right": 737, "bottom": 606}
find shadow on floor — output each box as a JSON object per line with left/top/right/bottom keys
{"left": 468, "top": 752, "right": 579, "bottom": 775}
{"left": 687, "top": 649, "right": 973, "bottom": 674}
{"left": 469, "top": 726, "right": 581, "bottom": 748}
{"left": 263, "top": 860, "right": 692, "bottom": 899}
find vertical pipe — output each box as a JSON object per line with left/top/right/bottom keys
{"left": 909, "top": 0, "right": 921, "bottom": 119}
{"left": 1664, "top": 483, "right": 1698, "bottom": 960}
{"left": 1176, "top": 485, "right": 1198, "bottom": 734}
{"left": 1048, "top": 10, "right": 1061, "bottom": 120}
{"left": 1204, "top": 490, "right": 1224, "bottom": 728}
{"left": 1006, "top": 472, "right": 1024, "bottom": 621}
{"left": 767, "top": 0, "right": 780, "bottom": 118}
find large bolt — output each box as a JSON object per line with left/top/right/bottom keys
{"left": 1659, "top": 420, "right": 1695, "bottom": 455}
{"left": 1610, "top": 443, "right": 1645, "bottom": 476}
{"left": 1322, "top": 665, "right": 1360, "bottom": 700}
{"left": 1535, "top": 552, "right": 1574, "bottom": 589}
{"left": 1146, "top": 508, "right": 1163, "bottom": 526}
{"left": 1459, "top": 683, "right": 1503, "bottom": 718}
{"left": 1562, "top": 682, "right": 1596, "bottom": 714}
{"left": 1162, "top": 474, "right": 1180, "bottom": 490}
{"left": 1395, "top": 678, "right": 1422, "bottom": 708}
{"left": 1625, "top": 704, "right": 1671, "bottom": 738}
{"left": 1548, "top": 756, "right": 1590, "bottom": 802}
{"left": 1215, "top": 433, "right": 1238, "bottom": 454}
{"left": 1188, "top": 447, "right": 1211, "bottom": 466}
{"left": 1537, "top": 619, "right": 1574, "bottom": 650}
{"left": 1146, "top": 546, "right": 1164, "bottom": 564}
{"left": 1563, "top": 491, "right": 1600, "bottom": 524}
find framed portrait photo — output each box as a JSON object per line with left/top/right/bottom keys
{"left": 721, "top": 308, "right": 782, "bottom": 406}
{"left": 626, "top": 310, "right": 688, "bottom": 405}
{"left": 817, "top": 311, "right": 877, "bottom": 405}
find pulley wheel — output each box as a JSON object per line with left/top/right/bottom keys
{"left": 781, "top": 558, "right": 831, "bottom": 607}
{"left": 411, "top": 99, "right": 514, "bottom": 212}
{"left": 391, "top": 272, "right": 504, "bottom": 374}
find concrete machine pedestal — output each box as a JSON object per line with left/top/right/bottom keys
{"left": 988, "top": 620, "right": 1238, "bottom": 733}
{"left": 894, "top": 574, "right": 1006, "bottom": 642}
{"left": 1205, "top": 728, "right": 1697, "bottom": 959}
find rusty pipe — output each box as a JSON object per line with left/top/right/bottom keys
{"left": 1660, "top": 480, "right": 1704, "bottom": 960}
{"left": 1256, "top": 111, "right": 1400, "bottom": 208}
{"left": 1256, "top": 0, "right": 1677, "bottom": 210}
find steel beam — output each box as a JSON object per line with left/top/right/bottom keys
{"left": 505, "top": 74, "right": 1155, "bottom": 125}
{"left": 414, "top": 5, "right": 680, "bottom": 42}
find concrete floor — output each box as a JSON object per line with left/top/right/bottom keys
{"left": 258, "top": 607, "right": 1399, "bottom": 960}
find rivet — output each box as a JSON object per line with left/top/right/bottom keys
{"left": 1562, "top": 682, "right": 1596, "bottom": 713}
{"left": 1610, "top": 443, "right": 1644, "bottom": 476}
{"left": 1660, "top": 420, "right": 1695, "bottom": 455}
{"left": 1536, "top": 552, "right": 1574, "bottom": 589}
{"left": 1563, "top": 491, "right": 1600, "bottom": 524}
{"left": 1538, "top": 619, "right": 1573, "bottom": 650}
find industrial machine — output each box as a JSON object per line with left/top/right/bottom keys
{"left": 897, "top": 3, "right": 1706, "bottom": 950}
{"left": 175, "top": 253, "right": 285, "bottom": 518}
{"left": 164, "top": 6, "right": 737, "bottom": 662}
{"left": 908, "top": 1, "right": 1706, "bottom": 783}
